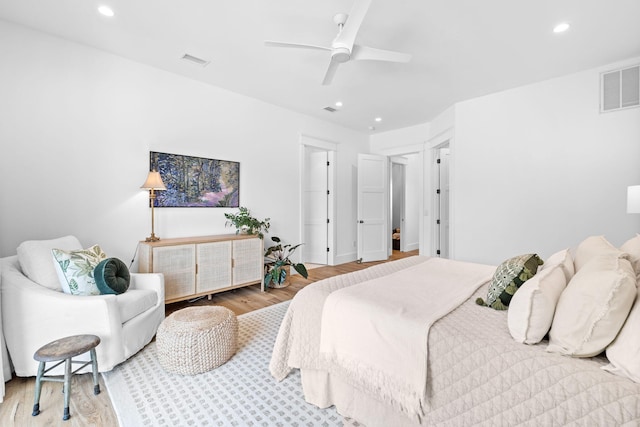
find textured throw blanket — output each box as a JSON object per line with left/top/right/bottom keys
{"left": 318, "top": 258, "right": 495, "bottom": 419}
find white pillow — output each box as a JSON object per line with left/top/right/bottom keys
{"left": 540, "top": 248, "right": 575, "bottom": 282}
{"left": 620, "top": 234, "right": 640, "bottom": 280}
{"left": 51, "top": 245, "right": 107, "bottom": 295}
{"left": 508, "top": 265, "right": 567, "bottom": 344}
{"left": 17, "top": 235, "right": 82, "bottom": 291}
{"left": 603, "top": 288, "right": 640, "bottom": 382}
{"left": 573, "top": 235, "right": 625, "bottom": 271}
{"left": 547, "top": 254, "right": 636, "bottom": 357}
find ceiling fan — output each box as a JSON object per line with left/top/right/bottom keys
{"left": 264, "top": 0, "right": 411, "bottom": 85}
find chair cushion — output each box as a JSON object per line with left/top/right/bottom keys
{"left": 51, "top": 245, "right": 107, "bottom": 295}
{"left": 94, "top": 258, "right": 130, "bottom": 295}
{"left": 116, "top": 289, "right": 158, "bottom": 323}
{"left": 17, "top": 235, "right": 82, "bottom": 291}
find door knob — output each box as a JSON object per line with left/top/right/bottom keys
{"left": 359, "top": 220, "right": 364, "bottom": 223}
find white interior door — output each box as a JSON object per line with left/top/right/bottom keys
{"left": 357, "top": 153, "right": 388, "bottom": 262}
{"left": 437, "top": 147, "right": 450, "bottom": 258}
{"left": 303, "top": 147, "right": 328, "bottom": 264}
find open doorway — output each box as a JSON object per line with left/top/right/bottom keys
{"left": 389, "top": 155, "right": 420, "bottom": 255}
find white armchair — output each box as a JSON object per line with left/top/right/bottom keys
{"left": 0, "top": 236, "right": 165, "bottom": 377}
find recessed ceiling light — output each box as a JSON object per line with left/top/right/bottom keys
{"left": 553, "top": 22, "right": 570, "bottom": 33}
{"left": 335, "top": 101, "right": 343, "bottom": 107}
{"left": 98, "top": 5, "right": 115, "bottom": 17}
{"left": 374, "top": 117, "right": 382, "bottom": 122}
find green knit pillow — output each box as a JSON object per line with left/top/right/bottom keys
{"left": 94, "top": 258, "right": 130, "bottom": 295}
{"left": 477, "top": 254, "right": 543, "bottom": 310}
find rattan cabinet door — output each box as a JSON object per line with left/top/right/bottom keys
{"left": 152, "top": 244, "right": 196, "bottom": 301}
{"left": 232, "top": 237, "right": 263, "bottom": 286}
{"left": 196, "top": 241, "right": 232, "bottom": 293}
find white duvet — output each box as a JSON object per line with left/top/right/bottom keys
{"left": 319, "top": 258, "right": 494, "bottom": 418}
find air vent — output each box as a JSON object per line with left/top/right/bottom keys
{"left": 322, "top": 106, "right": 337, "bottom": 113}
{"left": 181, "top": 53, "right": 210, "bottom": 67}
{"left": 601, "top": 64, "right": 639, "bottom": 112}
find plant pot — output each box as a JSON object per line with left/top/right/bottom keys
{"left": 265, "top": 264, "right": 290, "bottom": 289}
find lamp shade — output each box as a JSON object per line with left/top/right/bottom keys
{"left": 140, "top": 170, "right": 166, "bottom": 190}
{"left": 627, "top": 185, "right": 640, "bottom": 213}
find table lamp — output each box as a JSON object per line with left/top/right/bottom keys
{"left": 141, "top": 170, "right": 166, "bottom": 242}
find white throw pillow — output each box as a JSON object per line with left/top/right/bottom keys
{"left": 620, "top": 234, "right": 640, "bottom": 280}
{"left": 51, "top": 245, "right": 107, "bottom": 295}
{"left": 573, "top": 235, "right": 625, "bottom": 271}
{"left": 17, "top": 235, "right": 83, "bottom": 291}
{"left": 540, "top": 248, "right": 575, "bottom": 282}
{"left": 603, "top": 288, "right": 640, "bottom": 383}
{"left": 547, "top": 254, "right": 636, "bottom": 357}
{"left": 508, "top": 265, "right": 567, "bottom": 344}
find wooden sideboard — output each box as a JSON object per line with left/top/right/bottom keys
{"left": 138, "top": 234, "right": 264, "bottom": 304}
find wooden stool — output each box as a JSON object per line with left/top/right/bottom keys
{"left": 32, "top": 334, "right": 101, "bottom": 421}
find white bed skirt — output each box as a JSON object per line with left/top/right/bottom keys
{"left": 301, "top": 369, "right": 419, "bottom": 427}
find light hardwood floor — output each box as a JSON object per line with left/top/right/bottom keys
{"left": 0, "top": 250, "right": 418, "bottom": 426}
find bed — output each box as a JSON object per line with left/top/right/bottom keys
{"left": 270, "top": 239, "right": 640, "bottom": 426}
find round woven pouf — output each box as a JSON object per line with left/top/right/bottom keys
{"left": 156, "top": 306, "right": 238, "bottom": 375}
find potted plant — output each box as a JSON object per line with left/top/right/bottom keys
{"left": 264, "top": 236, "right": 308, "bottom": 288}
{"left": 224, "top": 207, "right": 270, "bottom": 239}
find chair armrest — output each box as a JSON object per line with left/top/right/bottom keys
{"left": 129, "top": 273, "right": 165, "bottom": 304}
{"left": 1, "top": 260, "right": 124, "bottom": 376}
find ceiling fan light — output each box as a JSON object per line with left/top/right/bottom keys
{"left": 98, "top": 6, "right": 114, "bottom": 17}
{"left": 553, "top": 22, "right": 570, "bottom": 33}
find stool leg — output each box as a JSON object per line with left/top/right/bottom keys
{"left": 63, "top": 357, "right": 71, "bottom": 421}
{"left": 32, "top": 361, "right": 45, "bottom": 416}
{"left": 90, "top": 348, "right": 100, "bottom": 395}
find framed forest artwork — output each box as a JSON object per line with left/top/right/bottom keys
{"left": 150, "top": 151, "right": 240, "bottom": 207}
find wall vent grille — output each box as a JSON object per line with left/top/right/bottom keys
{"left": 181, "top": 53, "right": 210, "bottom": 67}
{"left": 322, "top": 106, "right": 337, "bottom": 113}
{"left": 601, "top": 64, "right": 639, "bottom": 112}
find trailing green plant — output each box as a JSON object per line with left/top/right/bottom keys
{"left": 264, "top": 236, "right": 308, "bottom": 287}
{"left": 224, "top": 207, "right": 270, "bottom": 239}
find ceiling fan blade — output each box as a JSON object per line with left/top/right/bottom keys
{"left": 264, "top": 40, "right": 331, "bottom": 52}
{"left": 351, "top": 45, "right": 412, "bottom": 62}
{"left": 322, "top": 58, "right": 341, "bottom": 85}
{"left": 333, "top": 0, "right": 372, "bottom": 51}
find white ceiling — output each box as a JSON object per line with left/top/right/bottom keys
{"left": 1, "top": 0, "right": 639, "bottom": 133}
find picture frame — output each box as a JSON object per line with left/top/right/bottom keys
{"left": 150, "top": 151, "right": 239, "bottom": 207}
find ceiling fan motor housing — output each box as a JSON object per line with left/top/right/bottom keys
{"left": 331, "top": 46, "right": 351, "bottom": 63}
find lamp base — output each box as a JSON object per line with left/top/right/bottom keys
{"left": 145, "top": 234, "right": 160, "bottom": 242}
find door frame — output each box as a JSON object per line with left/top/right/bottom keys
{"left": 427, "top": 128, "right": 454, "bottom": 259}
{"left": 299, "top": 134, "right": 337, "bottom": 266}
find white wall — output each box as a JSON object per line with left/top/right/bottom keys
{"left": 0, "top": 20, "right": 369, "bottom": 263}
{"left": 453, "top": 57, "right": 640, "bottom": 264}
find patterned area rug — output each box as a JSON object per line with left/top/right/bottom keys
{"left": 102, "top": 301, "right": 359, "bottom": 426}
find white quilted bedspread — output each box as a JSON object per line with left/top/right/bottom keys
{"left": 270, "top": 256, "right": 640, "bottom": 426}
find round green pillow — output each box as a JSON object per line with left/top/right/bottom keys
{"left": 94, "top": 258, "right": 130, "bottom": 295}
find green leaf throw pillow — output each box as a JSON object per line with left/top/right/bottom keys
{"left": 476, "top": 253, "right": 543, "bottom": 310}
{"left": 51, "top": 245, "right": 107, "bottom": 295}
{"left": 94, "top": 257, "right": 130, "bottom": 295}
